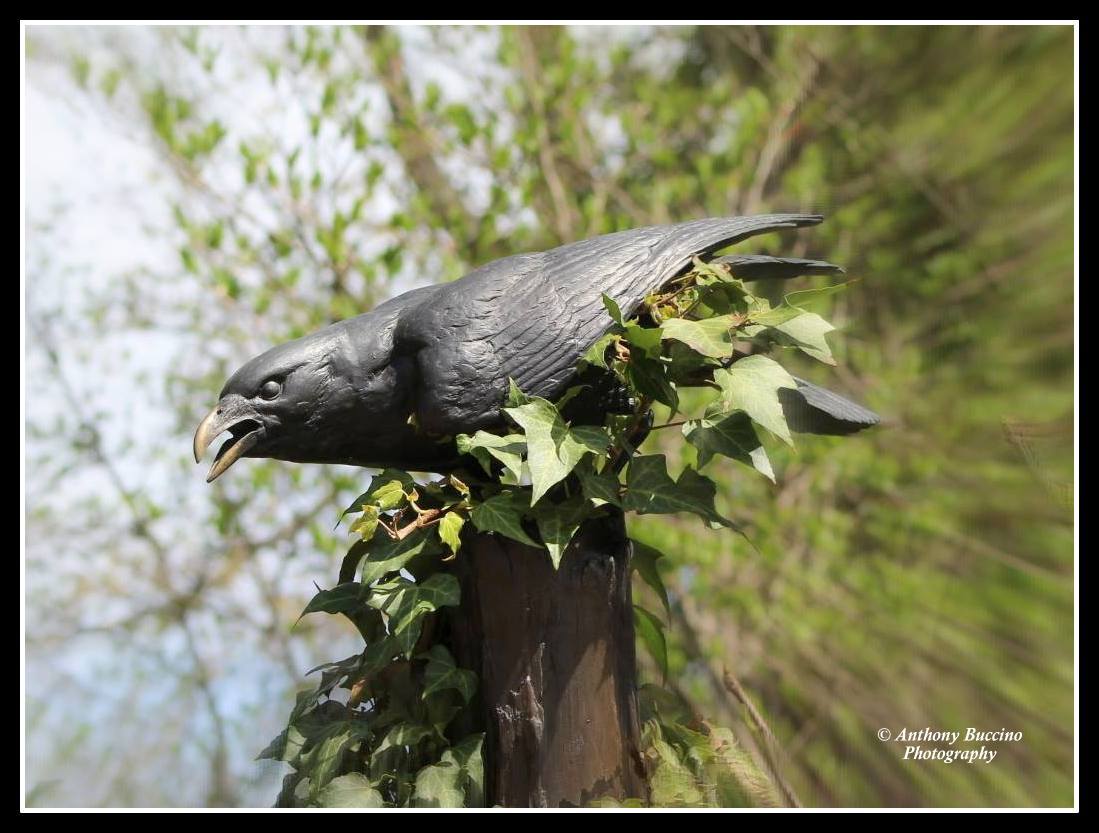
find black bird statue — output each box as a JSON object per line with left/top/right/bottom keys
{"left": 194, "top": 214, "right": 878, "bottom": 481}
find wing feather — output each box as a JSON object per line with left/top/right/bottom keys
{"left": 397, "top": 214, "right": 825, "bottom": 434}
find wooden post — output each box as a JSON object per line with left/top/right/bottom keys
{"left": 445, "top": 510, "right": 647, "bottom": 807}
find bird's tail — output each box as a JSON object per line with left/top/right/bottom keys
{"left": 710, "top": 254, "right": 845, "bottom": 281}
{"left": 781, "top": 377, "right": 880, "bottom": 436}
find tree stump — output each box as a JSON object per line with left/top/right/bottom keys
{"left": 446, "top": 511, "right": 647, "bottom": 807}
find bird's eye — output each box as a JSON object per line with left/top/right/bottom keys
{"left": 259, "top": 380, "right": 282, "bottom": 400}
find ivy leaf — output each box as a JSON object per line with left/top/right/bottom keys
{"left": 623, "top": 455, "right": 735, "bottom": 529}
{"left": 257, "top": 724, "right": 307, "bottom": 764}
{"left": 684, "top": 412, "right": 775, "bottom": 482}
{"left": 713, "top": 355, "right": 797, "bottom": 446}
{"left": 316, "top": 773, "right": 385, "bottom": 808}
{"left": 696, "top": 280, "right": 751, "bottom": 316}
{"left": 338, "top": 539, "right": 368, "bottom": 584}
{"left": 445, "top": 734, "right": 485, "bottom": 807}
{"left": 504, "top": 397, "right": 600, "bottom": 504}
{"left": 337, "top": 469, "right": 416, "bottom": 523}
{"left": 631, "top": 540, "right": 670, "bottom": 616}
{"left": 534, "top": 494, "right": 589, "bottom": 569}
{"left": 371, "top": 723, "right": 435, "bottom": 783}
{"left": 648, "top": 739, "right": 705, "bottom": 807}
{"left": 421, "top": 645, "right": 477, "bottom": 703}
{"left": 299, "top": 583, "right": 363, "bottom": 619}
{"left": 624, "top": 322, "right": 663, "bottom": 357}
{"left": 601, "top": 292, "right": 625, "bottom": 326}
{"left": 634, "top": 604, "right": 668, "bottom": 681}
{"left": 470, "top": 491, "right": 538, "bottom": 546}
{"left": 359, "top": 632, "right": 404, "bottom": 676}
{"left": 767, "top": 312, "right": 836, "bottom": 365}
{"left": 371, "top": 479, "right": 409, "bottom": 510}
{"left": 361, "top": 527, "right": 441, "bottom": 585}
{"left": 505, "top": 377, "right": 532, "bottom": 407}
{"left": 299, "top": 724, "right": 361, "bottom": 792}
{"left": 456, "top": 431, "right": 526, "bottom": 483}
{"left": 661, "top": 315, "right": 740, "bottom": 358}
{"left": 348, "top": 505, "right": 380, "bottom": 541}
{"left": 665, "top": 340, "right": 719, "bottom": 384}
{"left": 626, "top": 354, "right": 679, "bottom": 412}
{"left": 413, "top": 761, "right": 465, "bottom": 808}
{"left": 748, "top": 306, "right": 802, "bottom": 327}
{"left": 411, "top": 733, "right": 485, "bottom": 808}
{"left": 438, "top": 512, "right": 465, "bottom": 558}
{"left": 368, "top": 573, "right": 461, "bottom": 635}
{"left": 563, "top": 424, "right": 612, "bottom": 460}
{"left": 577, "top": 464, "right": 622, "bottom": 507}
{"left": 783, "top": 281, "right": 851, "bottom": 310}
{"left": 580, "top": 332, "right": 618, "bottom": 368}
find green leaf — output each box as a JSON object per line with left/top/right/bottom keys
{"left": 748, "top": 305, "right": 802, "bottom": 327}
{"left": 338, "top": 469, "right": 415, "bottom": 522}
{"left": 634, "top": 604, "right": 668, "bottom": 680}
{"left": 534, "top": 494, "right": 589, "bottom": 569}
{"left": 553, "top": 384, "right": 587, "bottom": 411}
{"left": 348, "top": 505, "right": 380, "bottom": 541}
{"left": 705, "top": 726, "right": 782, "bottom": 807}
{"left": 368, "top": 573, "right": 461, "bottom": 635}
{"left": 360, "top": 633, "right": 404, "bottom": 675}
{"left": 445, "top": 734, "right": 485, "bottom": 807}
{"left": 564, "top": 424, "right": 612, "bottom": 458}
{"left": 783, "top": 281, "right": 851, "bottom": 310}
{"left": 580, "top": 332, "right": 618, "bottom": 368}
{"left": 421, "top": 645, "right": 477, "bottom": 703}
{"left": 257, "top": 724, "right": 306, "bottom": 764}
{"left": 470, "top": 491, "right": 538, "bottom": 546}
{"left": 361, "top": 527, "right": 441, "bottom": 585}
{"left": 661, "top": 315, "right": 740, "bottom": 358}
{"left": 577, "top": 464, "right": 622, "bottom": 507}
{"left": 411, "top": 734, "right": 484, "bottom": 807}
{"left": 456, "top": 431, "right": 526, "bottom": 483}
{"left": 338, "top": 539, "right": 368, "bottom": 584}
{"left": 623, "top": 455, "right": 735, "bottom": 528}
{"left": 505, "top": 377, "right": 532, "bottom": 407}
{"left": 299, "top": 725, "right": 360, "bottom": 792}
{"left": 601, "top": 293, "right": 625, "bottom": 326}
{"left": 684, "top": 412, "right": 775, "bottom": 482}
{"left": 504, "top": 397, "right": 600, "bottom": 504}
{"left": 713, "top": 355, "right": 797, "bottom": 446}
{"left": 626, "top": 354, "right": 679, "bottom": 412}
{"left": 648, "top": 739, "right": 705, "bottom": 807}
{"left": 438, "top": 512, "right": 465, "bottom": 558}
{"left": 316, "top": 773, "right": 385, "bottom": 808}
{"left": 299, "top": 583, "right": 363, "bottom": 618}
{"left": 370, "top": 479, "right": 409, "bottom": 510}
{"left": 413, "top": 761, "right": 465, "bottom": 807}
{"left": 625, "top": 322, "right": 663, "bottom": 357}
{"left": 371, "top": 723, "right": 434, "bottom": 783}
{"left": 696, "top": 280, "right": 751, "bottom": 315}
{"left": 767, "top": 312, "right": 836, "bottom": 365}
{"left": 631, "top": 540, "right": 670, "bottom": 616}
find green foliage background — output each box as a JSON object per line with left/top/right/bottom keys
{"left": 24, "top": 24, "right": 1074, "bottom": 807}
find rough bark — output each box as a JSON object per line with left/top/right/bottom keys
{"left": 446, "top": 510, "right": 647, "bottom": 807}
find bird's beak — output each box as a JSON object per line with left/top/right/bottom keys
{"left": 193, "top": 394, "right": 266, "bottom": 482}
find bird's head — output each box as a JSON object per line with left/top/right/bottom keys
{"left": 193, "top": 317, "right": 417, "bottom": 481}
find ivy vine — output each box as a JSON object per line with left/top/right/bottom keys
{"left": 262, "top": 256, "right": 847, "bottom": 807}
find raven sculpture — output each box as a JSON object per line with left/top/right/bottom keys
{"left": 194, "top": 214, "right": 878, "bottom": 481}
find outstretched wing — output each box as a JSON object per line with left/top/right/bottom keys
{"left": 396, "top": 214, "right": 823, "bottom": 434}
